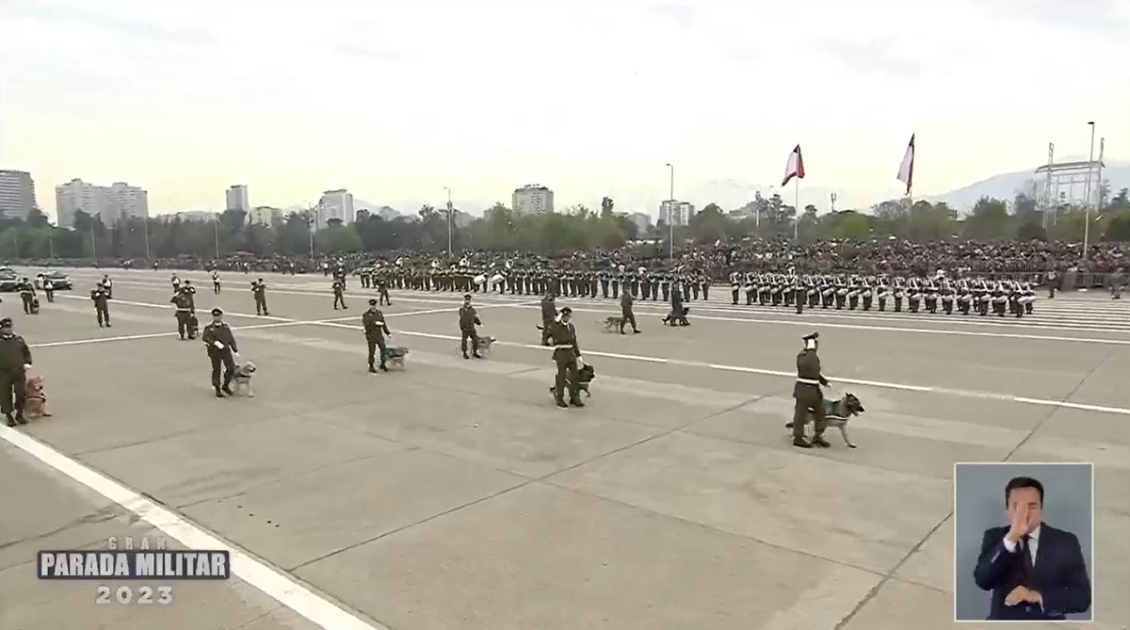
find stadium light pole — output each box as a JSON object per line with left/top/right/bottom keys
{"left": 665, "top": 163, "right": 674, "bottom": 259}
{"left": 1082, "top": 121, "right": 1096, "bottom": 262}
{"left": 444, "top": 186, "right": 453, "bottom": 256}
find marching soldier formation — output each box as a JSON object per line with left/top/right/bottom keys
{"left": 730, "top": 272, "right": 1039, "bottom": 318}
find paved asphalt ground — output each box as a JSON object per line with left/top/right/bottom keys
{"left": 1, "top": 267, "right": 1127, "bottom": 630}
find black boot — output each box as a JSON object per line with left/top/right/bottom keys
{"left": 555, "top": 398, "right": 568, "bottom": 409}
{"left": 15, "top": 412, "right": 27, "bottom": 425}
{"left": 569, "top": 398, "right": 585, "bottom": 408}
{"left": 215, "top": 388, "right": 225, "bottom": 398}
{"left": 792, "top": 437, "right": 812, "bottom": 448}
{"left": 811, "top": 435, "right": 831, "bottom": 448}
{"left": 368, "top": 365, "right": 378, "bottom": 373}
{"left": 4, "top": 413, "right": 15, "bottom": 427}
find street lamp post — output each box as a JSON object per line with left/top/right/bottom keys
{"left": 1083, "top": 121, "right": 1096, "bottom": 261}
{"left": 143, "top": 218, "right": 151, "bottom": 260}
{"left": 665, "top": 163, "right": 675, "bottom": 259}
{"left": 213, "top": 216, "right": 220, "bottom": 259}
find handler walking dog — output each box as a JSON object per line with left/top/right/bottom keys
{"left": 792, "top": 332, "right": 831, "bottom": 449}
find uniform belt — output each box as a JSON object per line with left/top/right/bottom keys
{"left": 796, "top": 377, "right": 822, "bottom": 385}
{"left": 553, "top": 344, "right": 574, "bottom": 350}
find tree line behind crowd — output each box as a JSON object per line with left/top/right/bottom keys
{"left": 3, "top": 188, "right": 1129, "bottom": 262}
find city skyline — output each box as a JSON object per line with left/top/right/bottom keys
{"left": 1, "top": 1, "right": 1128, "bottom": 217}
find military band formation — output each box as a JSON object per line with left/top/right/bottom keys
{"left": 0, "top": 258, "right": 1048, "bottom": 439}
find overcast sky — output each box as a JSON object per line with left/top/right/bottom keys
{"left": 2, "top": 0, "right": 1128, "bottom": 217}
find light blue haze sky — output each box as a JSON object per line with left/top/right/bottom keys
{"left": 2, "top": 0, "right": 1128, "bottom": 217}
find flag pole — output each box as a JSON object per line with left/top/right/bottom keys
{"left": 793, "top": 177, "right": 800, "bottom": 240}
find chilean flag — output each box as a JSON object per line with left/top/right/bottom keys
{"left": 782, "top": 144, "right": 805, "bottom": 187}
{"left": 897, "top": 134, "right": 915, "bottom": 195}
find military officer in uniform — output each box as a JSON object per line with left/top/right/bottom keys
{"left": 540, "top": 292, "right": 557, "bottom": 346}
{"left": 793, "top": 332, "right": 831, "bottom": 448}
{"left": 545, "top": 306, "right": 584, "bottom": 408}
{"left": 91, "top": 283, "right": 111, "bottom": 327}
{"left": 376, "top": 275, "right": 391, "bottom": 306}
{"left": 0, "top": 318, "right": 32, "bottom": 426}
{"left": 252, "top": 279, "right": 269, "bottom": 315}
{"left": 619, "top": 286, "right": 640, "bottom": 334}
{"left": 459, "top": 294, "right": 483, "bottom": 359}
{"left": 212, "top": 271, "right": 222, "bottom": 294}
{"left": 332, "top": 277, "right": 348, "bottom": 310}
{"left": 17, "top": 278, "right": 36, "bottom": 314}
{"left": 171, "top": 288, "right": 195, "bottom": 340}
{"left": 363, "top": 298, "right": 391, "bottom": 373}
{"left": 201, "top": 307, "right": 239, "bottom": 397}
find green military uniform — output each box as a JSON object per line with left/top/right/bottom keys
{"left": 332, "top": 279, "right": 347, "bottom": 310}
{"left": 792, "top": 332, "right": 830, "bottom": 448}
{"left": 90, "top": 286, "right": 111, "bottom": 327}
{"left": 377, "top": 277, "right": 391, "bottom": 306}
{"left": 252, "top": 280, "right": 269, "bottom": 315}
{"left": 620, "top": 290, "right": 639, "bottom": 334}
{"left": 362, "top": 300, "right": 391, "bottom": 372}
{"left": 459, "top": 298, "right": 481, "bottom": 359}
{"left": 540, "top": 294, "right": 557, "bottom": 346}
{"left": 17, "top": 280, "right": 35, "bottom": 314}
{"left": 171, "top": 291, "right": 195, "bottom": 340}
{"left": 0, "top": 319, "right": 32, "bottom": 426}
{"left": 201, "top": 309, "right": 238, "bottom": 397}
{"left": 545, "top": 308, "right": 583, "bottom": 408}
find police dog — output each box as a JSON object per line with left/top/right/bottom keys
{"left": 22, "top": 372, "right": 52, "bottom": 419}
{"left": 547, "top": 363, "right": 596, "bottom": 397}
{"left": 601, "top": 316, "right": 624, "bottom": 332}
{"left": 785, "top": 393, "right": 866, "bottom": 448}
{"left": 477, "top": 335, "right": 497, "bottom": 357}
{"left": 231, "top": 361, "right": 257, "bottom": 397}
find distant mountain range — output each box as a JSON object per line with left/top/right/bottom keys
{"left": 925, "top": 160, "right": 1130, "bottom": 211}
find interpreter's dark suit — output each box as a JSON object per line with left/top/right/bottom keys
{"left": 973, "top": 524, "right": 1091, "bottom": 620}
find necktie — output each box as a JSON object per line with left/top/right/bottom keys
{"left": 1021, "top": 535, "right": 1035, "bottom": 578}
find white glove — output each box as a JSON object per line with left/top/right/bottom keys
{"left": 23, "top": 364, "right": 32, "bottom": 371}
{"left": 577, "top": 356, "right": 584, "bottom": 367}
{"left": 213, "top": 340, "right": 225, "bottom": 350}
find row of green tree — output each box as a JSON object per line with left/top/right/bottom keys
{"left": 2, "top": 189, "right": 1128, "bottom": 260}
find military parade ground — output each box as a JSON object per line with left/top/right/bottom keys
{"left": 1, "top": 268, "right": 1127, "bottom": 630}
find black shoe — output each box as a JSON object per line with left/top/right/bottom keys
{"left": 106, "top": 323, "right": 111, "bottom": 327}
{"left": 812, "top": 436, "right": 831, "bottom": 448}
{"left": 368, "top": 366, "right": 377, "bottom": 373}
{"left": 222, "top": 385, "right": 234, "bottom": 395}
{"left": 569, "top": 399, "right": 585, "bottom": 408}
{"left": 792, "top": 437, "right": 812, "bottom": 448}
{"left": 379, "top": 365, "right": 389, "bottom": 372}
{"left": 215, "top": 389, "right": 225, "bottom": 398}
{"left": 555, "top": 399, "right": 568, "bottom": 409}
{"left": 15, "top": 414, "right": 28, "bottom": 425}
{"left": 633, "top": 329, "right": 641, "bottom": 334}
{"left": 4, "top": 414, "right": 15, "bottom": 427}
{"left": 463, "top": 353, "right": 470, "bottom": 360}
{"left": 473, "top": 353, "right": 482, "bottom": 359}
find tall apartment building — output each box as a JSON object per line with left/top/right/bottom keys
{"left": 0, "top": 170, "right": 38, "bottom": 221}
{"left": 55, "top": 178, "right": 149, "bottom": 227}
{"left": 512, "top": 184, "right": 554, "bottom": 216}
{"left": 226, "top": 185, "right": 250, "bottom": 212}
{"left": 659, "top": 200, "right": 695, "bottom": 226}
{"left": 317, "top": 189, "right": 355, "bottom": 225}
{"left": 248, "top": 206, "right": 283, "bottom": 226}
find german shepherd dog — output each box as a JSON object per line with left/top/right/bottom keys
{"left": 601, "top": 316, "right": 624, "bottom": 332}
{"left": 548, "top": 363, "right": 596, "bottom": 397}
{"left": 785, "top": 393, "right": 866, "bottom": 448}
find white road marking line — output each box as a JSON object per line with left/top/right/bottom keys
{"left": 0, "top": 427, "right": 387, "bottom": 630}
{"left": 30, "top": 320, "right": 317, "bottom": 348}
{"left": 55, "top": 296, "right": 1130, "bottom": 415}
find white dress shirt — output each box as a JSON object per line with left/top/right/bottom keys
{"left": 1003, "top": 524, "right": 1041, "bottom": 566}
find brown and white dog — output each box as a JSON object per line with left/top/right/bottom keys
{"left": 23, "top": 372, "right": 52, "bottom": 419}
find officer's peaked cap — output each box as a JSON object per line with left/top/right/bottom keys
{"left": 0, "top": 318, "right": 11, "bottom": 327}
{"left": 560, "top": 306, "right": 573, "bottom": 315}
{"left": 211, "top": 307, "right": 223, "bottom": 316}
{"left": 368, "top": 298, "right": 377, "bottom": 305}
{"left": 463, "top": 294, "right": 472, "bottom": 299}
{"left": 802, "top": 332, "right": 819, "bottom": 341}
